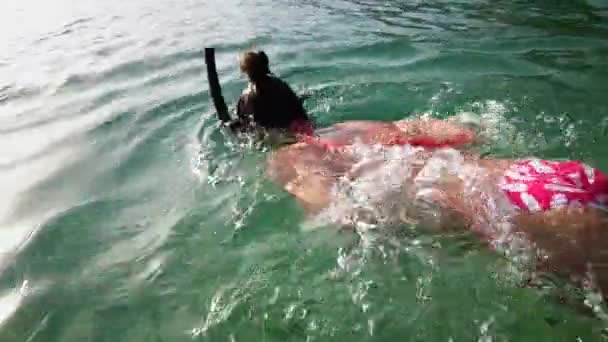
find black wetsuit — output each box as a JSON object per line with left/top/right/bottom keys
{"left": 235, "top": 74, "right": 310, "bottom": 131}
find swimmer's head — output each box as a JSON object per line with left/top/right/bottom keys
{"left": 240, "top": 50, "right": 271, "bottom": 82}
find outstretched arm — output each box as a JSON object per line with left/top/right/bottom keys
{"left": 392, "top": 118, "right": 478, "bottom": 147}
{"left": 266, "top": 143, "right": 356, "bottom": 214}
{"left": 318, "top": 117, "right": 477, "bottom": 148}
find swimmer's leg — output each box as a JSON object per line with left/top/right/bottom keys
{"left": 513, "top": 207, "right": 608, "bottom": 294}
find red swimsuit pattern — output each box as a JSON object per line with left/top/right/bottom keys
{"left": 498, "top": 159, "right": 608, "bottom": 212}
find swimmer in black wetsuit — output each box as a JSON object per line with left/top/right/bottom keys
{"left": 229, "top": 50, "right": 313, "bottom": 135}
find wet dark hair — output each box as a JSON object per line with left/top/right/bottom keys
{"left": 240, "top": 50, "right": 271, "bottom": 82}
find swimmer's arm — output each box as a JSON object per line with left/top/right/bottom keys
{"left": 265, "top": 145, "right": 334, "bottom": 214}
{"left": 224, "top": 95, "right": 253, "bottom": 132}
{"left": 396, "top": 118, "right": 477, "bottom": 146}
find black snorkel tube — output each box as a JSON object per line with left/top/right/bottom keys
{"left": 204, "top": 48, "right": 231, "bottom": 124}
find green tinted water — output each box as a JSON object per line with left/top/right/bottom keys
{"left": 1, "top": 0, "right": 608, "bottom": 340}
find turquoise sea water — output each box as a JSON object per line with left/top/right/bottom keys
{"left": 1, "top": 0, "right": 608, "bottom": 340}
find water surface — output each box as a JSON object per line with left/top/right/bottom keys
{"left": 1, "top": 0, "right": 608, "bottom": 340}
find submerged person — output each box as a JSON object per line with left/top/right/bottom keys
{"left": 266, "top": 119, "right": 608, "bottom": 295}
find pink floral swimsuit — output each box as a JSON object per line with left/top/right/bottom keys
{"left": 499, "top": 159, "right": 608, "bottom": 212}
